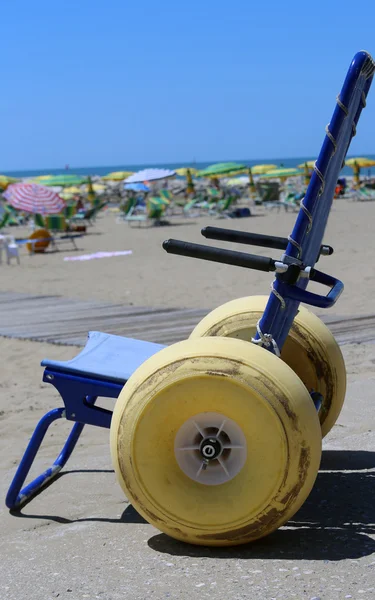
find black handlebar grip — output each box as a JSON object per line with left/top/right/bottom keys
{"left": 163, "top": 239, "right": 276, "bottom": 272}
{"left": 201, "top": 226, "right": 288, "bottom": 250}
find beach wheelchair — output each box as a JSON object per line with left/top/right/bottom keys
{"left": 6, "top": 51, "right": 375, "bottom": 547}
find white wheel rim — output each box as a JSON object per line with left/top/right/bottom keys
{"left": 174, "top": 412, "right": 247, "bottom": 485}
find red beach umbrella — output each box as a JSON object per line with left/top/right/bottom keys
{"left": 4, "top": 183, "right": 66, "bottom": 214}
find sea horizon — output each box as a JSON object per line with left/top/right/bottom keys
{"left": 3, "top": 154, "right": 375, "bottom": 179}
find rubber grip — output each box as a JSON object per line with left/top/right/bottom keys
{"left": 163, "top": 239, "right": 276, "bottom": 272}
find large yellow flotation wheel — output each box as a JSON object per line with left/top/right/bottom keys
{"left": 110, "top": 337, "right": 321, "bottom": 546}
{"left": 190, "top": 295, "right": 346, "bottom": 438}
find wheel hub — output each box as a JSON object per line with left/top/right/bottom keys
{"left": 174, "top": 412, "right": 247, "bottom": 485}
{"left": 200, "top": 437, "right": 222, "bottom": 460}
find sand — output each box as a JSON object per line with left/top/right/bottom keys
{"left": 1, "top": 199, "right": 375, "bottom": 599}
{"left": 0, "top": 199, "right": 374, "bottom": 315}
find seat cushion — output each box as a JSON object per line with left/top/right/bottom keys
{"left": 41, "top": 331, "right": 165, "bottom": 384}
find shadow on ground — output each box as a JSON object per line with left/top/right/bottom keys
{"left": 9, "top": 450, "right": 375, "bottom": 560}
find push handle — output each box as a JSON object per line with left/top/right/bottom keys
{"left": 282, "top": 268, "right": 344, "bottom": 308}
{"left": 163, "top": 239, "right": 277, "bottom": 272}
{"left": 201, "top": 226, "right": 334, "bottom": 257}
{"left": 202, "top": 226, "right": 288, "bottom": 250}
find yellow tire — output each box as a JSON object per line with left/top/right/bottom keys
{"left": 190, "top": 295, "right": 346, "bottom": 438}
{"left": 110, "top": 337, "right": 321, "bottom": 546}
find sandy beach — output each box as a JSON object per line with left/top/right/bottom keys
{"left": 1, "top": 198, "right": 375, "bottom": 599}
{"left": 1, "top": 199, "right": 375, "bottom": 315}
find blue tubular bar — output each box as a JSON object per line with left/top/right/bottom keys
{"left": 5, "top": 382, "right": 120, "bottom": 510}
{"left": 256, "top": 51, "right": 375, "bottom": 353}
{"left": 5, "top": 408, "right": 84, "bottom": 509}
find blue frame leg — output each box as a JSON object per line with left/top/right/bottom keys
{"left": 6, "top": 396, "right": 97, "bottom": 510}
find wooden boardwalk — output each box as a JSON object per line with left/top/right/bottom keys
{"left": 0, "top": 291, "right": 374, "bottom": 347}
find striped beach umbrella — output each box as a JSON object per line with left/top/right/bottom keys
{"left": 4, "top": 183, "right": 65, "bottom": 214}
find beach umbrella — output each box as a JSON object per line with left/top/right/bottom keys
{"left": 124, "top": 168, "right": 176, "bottom": 184}
{"left": 124, "top": 182, "right": 150, "bottom": 192}
{"left": 345, "top": 157, "right": 375, "bottom": 188}
{"left": 175, "top": 167, "right": 198, "bottom": 176}
{"left": 64, "top": 183, "right": 105, "bottom": 194}
{"left": 63, "top": 186, "right": 82, "bottom": 194}
{"left": 250, "top": 164, "right": 278, "bottom": 175}
{"left": 4, "top": 183, "right": 65, "bottom": 214}
{"left": 0, "top": 175, "right": 19, "bottom": 191}
{"left": 345, "top": 157, "right": 375, "bottom": 168}
{"left": 297, "top": 160, "right": 316, "bottom": 169}
{"left": 32, "top": 174, "right": 54, "bottom": 181}
{"left": 39, "top": 174, "right": 88, "bottom": 187}
{"left": 196, "top": 162, "right": 247, "bottom": 178}
{"left": 102, "top": 171, "right": 134, "bottom": 181}
{"left": 260, "top": 168, "right": 303, "bottom": 179}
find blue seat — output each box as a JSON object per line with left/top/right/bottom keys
{"left": 41, "top": 331, "right": 164, "bottom": 384}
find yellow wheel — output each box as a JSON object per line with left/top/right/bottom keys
{"left": 26, "top": 228, "right": 51, "bottom": 253}
{"left": 190, "top": 295, "right": 346, "bottom": 438}
{"left": 110, "top": 337, "right": 321, "bottom": 546}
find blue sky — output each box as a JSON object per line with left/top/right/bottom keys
{"left": 1, "top": 0, "right": 375, "bottom": 171}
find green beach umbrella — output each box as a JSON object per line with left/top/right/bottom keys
{"left": 36, "top": 174, "right": 88, "bottom": 187}
{"left": 196, "top": 162, "right": 247, "bottom": 178}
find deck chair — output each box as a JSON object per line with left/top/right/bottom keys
{"left": 0, "top": 210, "right": 10, "bottom": 230}
{"left": 71, "top": 200, "right": 107, "bottom": 225}
{"left": 355, "top": 186, "right": 375, "bottom": 201}
{"left": 125, "top": 197, "right": 170, "bottom": 227}
{"left": 63, "top": 204, "right": 77, "bottom": 220}
{"left": 208, "top": 194, "right": 237, "bottom": 218}
{"left": 31, "top": 214, "right": 82, "bottom": 252}
{"left": 266, "top": 191, "right": 300, "bottom": 212}
{"left": 116, "top": 195, "right": 139, "bottom": 223}
{"left": 5, "top": 50, "right": 374, "bottom": 511}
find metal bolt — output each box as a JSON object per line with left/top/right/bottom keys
{"left": 46, "top": 374, "right": 54, "bottom": 381}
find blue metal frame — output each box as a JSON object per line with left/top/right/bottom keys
{"left": 6, "top": 371, "right": 123, "bottom": 509}
{"left": 256, "top": 51, "right": 375, "bottom": 352}
{"left": 5, "top": 51, "right": 374, "bottom": 510}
